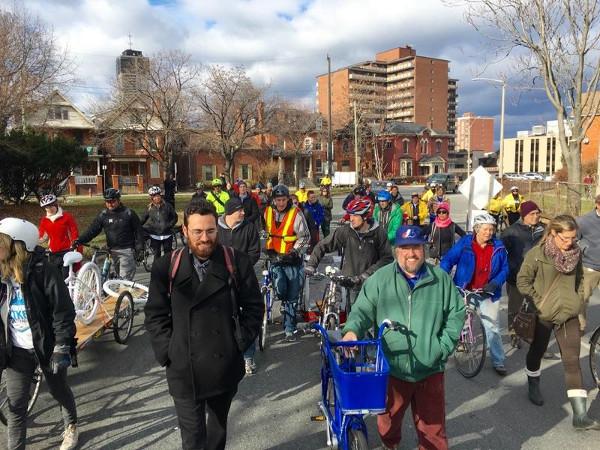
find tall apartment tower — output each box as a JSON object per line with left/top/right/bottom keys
{"left": 316, "top": 45, "right": 458, "bottom": 149}
{"left": 116, "top": 49, "right": 150, "bottom": 100}
{"left": 456, "top": 112, "right": 494, "bottom": 153}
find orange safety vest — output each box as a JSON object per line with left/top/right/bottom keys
{"left": 265, "top": 205, "right": 299, "bottom": 254}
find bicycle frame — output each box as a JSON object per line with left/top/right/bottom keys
{"left": 262, "top": 259, "right": 274, "bottom": 323}
{"left": 314, "top": 321, "right": 392, "bottom": 450}
{"left": 311, "top": 266, "right": 354, "bottom": 331}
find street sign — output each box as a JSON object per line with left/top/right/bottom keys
{"left": 458, "top": 166, "right": 503, "bottom": 209}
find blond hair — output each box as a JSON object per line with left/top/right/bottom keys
{"left": 0, "top": 233, "right": 30, "bottom": 283}
{"left": 542, "top": 214, "right": 578, "bottom": 243}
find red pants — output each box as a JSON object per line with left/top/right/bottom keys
{"left": 377, "top": 372, "right": 447, "bottom": 450}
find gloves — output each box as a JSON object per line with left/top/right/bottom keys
{"left": 135, "top": 245, "right": 144, "bottom": 263}
{"left": 482, "top": 282, "right": 499, "bottom": 297}
{"left": 304, "top": 266, "right": 315, "bottom": 277}
{"left": 50, "top": 350, "right": 71, "bottom": 374}
{"left": 71, "top": 240, "right": 81, "bottom": 250}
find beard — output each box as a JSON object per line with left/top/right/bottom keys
{"left": 190, "top": 238, "right": 218, "bottom": 259}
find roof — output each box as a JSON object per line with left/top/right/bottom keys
{"left": 380, "top": 121, "right": 453, "bottom": 137}
{"left": 418, "top": 156, "right": 446, "bottom": 164}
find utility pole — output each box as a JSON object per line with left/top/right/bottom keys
{"left": 327, "top": 55, "right": 333, "bottom": 176}
{"left": 353, "top": 101, "right": 359, "bottom": 184}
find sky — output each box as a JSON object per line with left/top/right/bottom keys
{"left": 14, "top": 0, "right": 557, "bottom": 148}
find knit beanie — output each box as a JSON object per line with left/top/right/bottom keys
{"left": 225, "top": 198, "right": 243, "bottom": 215}
{"left": 520, "top": 200, "right": 540, "bottom": 218}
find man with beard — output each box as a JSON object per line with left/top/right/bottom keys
{"left": 145, "top": 200, "right": 263, "bottom": 450}
{"left": 342, "top": 226, "right": 465, "bottom": 450}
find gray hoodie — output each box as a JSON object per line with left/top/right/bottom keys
{"left": 577, "top": 208, "right": 600, "bottom": 271}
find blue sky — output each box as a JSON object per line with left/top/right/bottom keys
{"left": 16, "top": 0, "right": 556, "bottom": 148}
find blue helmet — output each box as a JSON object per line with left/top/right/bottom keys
{"left": 377, "top": 191, "right": 392, "bottom": 202}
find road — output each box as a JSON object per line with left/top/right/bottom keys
{"left": 22, "top": 187, "right": 600, "bottom": 449}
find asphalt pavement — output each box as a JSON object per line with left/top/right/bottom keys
{"left": 19, "top": 187, "right": 600, "bottom": 449}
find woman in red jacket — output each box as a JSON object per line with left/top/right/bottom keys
{"left": 38, "top": 194, "right": 79, "bottom": 277}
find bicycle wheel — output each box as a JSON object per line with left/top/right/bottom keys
{"left": 589, "top": 326, "right": 600, "bottom": 388}
{"left": 454, "top": 309, "right": 487, "bottom": 378}
{"left": 267, "top": 286, "right": 276, "bottom": 325}
{"left": 73, "top": 262, "right": 101, "bottom": 325}
{"left": 113, "top": 291, "right": 134, "bottom": 344}
{"left": 142, "top": 243, "right": 153, "bottom": 272}
{"left": 348, "top": 427, "right": 368, "bottom": 450}
{"left": 258, "top": 291, "right": 268, "bottom": 352}
{"left": 103, "top": 279, "right": 149, "bottom": 305}
{"left": 0, "top": 363, "right": 42, "bottom": 426}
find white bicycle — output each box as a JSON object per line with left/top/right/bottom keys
{"left": 63, "top": 251, "right": 102, "bottom": 325}
{"left": 102, "top": 279, "right": 149, "bottom": 343}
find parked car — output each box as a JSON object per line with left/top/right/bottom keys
{"left": 522, "top": 172, "right": 544, "bottom": 180}
{"left": 427, "top": 173, "right": 459, "bottom": 193}
{"left": 503, "top": 172, "right": 522, "bottom": 180}
{"left": 369, "top": 180, "right": 390, "bottom": 195}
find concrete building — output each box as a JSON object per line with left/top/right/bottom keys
{"left": 502, "top": 121, "right": 565, "bottom": 175}
{"left": 456, "top": 112, "right": 494, "bottom": 153}
{"left": 116, "top": 49, "right": 150, "bottom": 100}
{"left": 316, "top": 45, "right": 458, "bottom": 149}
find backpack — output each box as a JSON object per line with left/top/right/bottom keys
{"left": 168, "top": 246, "right": 244, "bottom": 351}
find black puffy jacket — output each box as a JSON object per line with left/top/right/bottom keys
{"left": 217, "top": 216, "right": 261, "bottom": 265}
{"left": 140, "top": 201, "right": 178, "bottom": 236}
{"left": 79, "top": 204, "right": 144, "bottom": 250}
{"left": 0, "top": 247, "right": 76, "bottom": 370}
{"left": 501, "top": 219, "right": 545, "bottom": 284}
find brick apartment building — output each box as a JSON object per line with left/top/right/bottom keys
{"left": 316, "top": 45, "right": 458, "bottom": 150}
{"left": 455, "top": 112, "right": 494, "bottom": 153}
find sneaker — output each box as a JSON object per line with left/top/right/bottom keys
{"left": 494, "top": 365, "right": 508, "bottom": 376}
{"left": 245, "top": 358, "right": 257, "bottom": 374}
{"left": 542, "top": 351, "right": 555, "bottom": 359}
{"left": 510, "top": 335, "right": 522, "bottom": 349}
{"left": 60, "top": 424, "right": 79, "bottom": 450}
{"left": 285, "top": 332, "right": 297, "bottom": 342}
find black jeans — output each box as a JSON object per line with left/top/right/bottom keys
{"left": 48, "top": 251, "right": 69, "bottom": 280}
{"left": 5, "top": 347, "right": 77, "bottom": 450}
{"left": 149, "top": 236, "right": 173, "bottom": 259}
{"left": 172, "top": 389, "right": 237, "bottom": 450}
{"left": 526, "top": 316, "right": 583, "bottom": 390}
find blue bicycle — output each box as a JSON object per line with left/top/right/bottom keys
{"left": 313, "top": 321, "right": 393, "bottom": 450}
{"left": 258, "top": 258, "right": 275, "bottom": 351}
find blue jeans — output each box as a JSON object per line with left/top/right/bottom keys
{"left": 243, "top": 339, "right": 256, "bottom": 360}
{"left": 271, "top": 263, "right": 303, "bottom": 333}
{"left": 479, "top": 297, "right": 505, "bottom": 367}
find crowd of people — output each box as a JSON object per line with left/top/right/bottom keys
{"left": 0, "top": 173, "right": 599, "bottom": 449}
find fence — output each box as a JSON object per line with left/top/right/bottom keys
{"left": 500, "top": 179, "right": 597, "bottom": 218}
{"left": 74, "top": 176, "right": 97, "bottom": 185}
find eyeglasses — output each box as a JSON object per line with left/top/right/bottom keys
{"left": 437, "top": 210, "right": 448, "bottom": 215}
{"left": 105, "top": 199, "right": 118, "bottom": 204}
{"left": 188, "top": 229, "right": 217, "bottom": 238}
{"left": 556, "top": 233, "right": 579, "bottom": 244}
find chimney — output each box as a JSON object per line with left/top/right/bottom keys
{"left": 427, "top": 121, "right": 433, "bottom": 129}
{"left": 257, "top": 102, "right": 264, "bottom": 130}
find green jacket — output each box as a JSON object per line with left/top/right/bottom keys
{"left": 516, "top": 242, "right": 584, "bottom": 325}
{"left": 344, "top": 262, "right": 465, "bottom": 382}
{"left": 318, "top": 194, "right": 333, "bottom": 222}
{"left": 206, "top": 190, "right": 231, "bottom": 216}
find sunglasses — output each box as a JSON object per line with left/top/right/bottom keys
{"left": 105, "top": 199, "right": 118, "bottom": 204}
{"left": 437, "top": 210, "right": 448, "bottom": 215}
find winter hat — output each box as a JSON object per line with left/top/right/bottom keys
{"left": 520, "top": 200, "right": 540, "bottom": 218}
{"left": 225, "top": 198, "right": 244, "bottom": 215}
{"left": 437, "top": 202, "right": 450, "bottom": 214}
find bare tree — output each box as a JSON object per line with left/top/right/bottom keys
{"left": 274, "top": 101, "right": 323, "bottom": 187}
{"left": 447, "top": 0, "right": 600, "bottom": 213}
{"left": 0, "top": 4, "right": 75, "bottom": 134}
{"left": 94, "top": 50, "right": 200, "bottom": 175}
{"left": 195, "top": 65, "right": 274, "bottom": 181}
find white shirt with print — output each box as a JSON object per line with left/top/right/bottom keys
{"left": 9, "top": 280, "right": 34, "bottom": 350}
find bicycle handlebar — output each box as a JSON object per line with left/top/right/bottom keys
{"left": 313, "top": 320, "right": 395, "bottom": 346}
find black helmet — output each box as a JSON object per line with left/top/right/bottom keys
{"left": 353, "top": 185, "right": 366, "bottom": 196}
{"left": 272, "top": 184, "right": 289, "bottom": 198}
{"left": 103, "top": 188, "right": 121, "bottom": 200}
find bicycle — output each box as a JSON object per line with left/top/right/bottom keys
{"left": 171, "top": 225, "right": 185, "bottom": 250}
{"left": 102, "top": 278, "right": 148, "bottom": 344}
{"left": 308, "top": 266, "right": 357, "bottom": 331}
{"left": 0, "top": 363, "right": 43, "bottom": 426}
{"left": 312, "top": 320, "right": 393, "bottom": 450}
{"left": 63, "top": 251, "right": 102, "bottom": 325}
{"left": 453, "top": 288, "right": 487, "bottom": 378}
{"left": 588, "top": 323, "right": 600, "bottom": 388}
{"left": 258, "top": 258, "right": 276, "bottom": 352}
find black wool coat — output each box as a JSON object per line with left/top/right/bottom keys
{"left": 145, "top": 244, "right": 263, "bottom": 400}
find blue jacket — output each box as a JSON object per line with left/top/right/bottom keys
{"left": 304, "top": 201, "right": 324, "bottom": 227}
{"left": 440, "top": 234, "right": 509, "bottom": 301}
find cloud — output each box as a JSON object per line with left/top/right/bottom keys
{"left": 12, "top": 0, "right": 557, "bottom": 146}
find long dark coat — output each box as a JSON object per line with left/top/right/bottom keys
{"left": 145, "top": 244, "right": 263, "bottom": 400}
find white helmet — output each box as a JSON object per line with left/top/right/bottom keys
{"left": 0, "top": 218, "right": 39, "bottom": 251}
{"left": 473, "top": 213, "right": 497, "bottom": 227}
{"left": 148, "top": 186, "right": 162, "bottom": 196}
{"left": 39, "top": 194, "right": 57, "bottom": 207}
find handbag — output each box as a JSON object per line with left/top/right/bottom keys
{"left": 512, "top": 273, "right": 561, "bottom": 344}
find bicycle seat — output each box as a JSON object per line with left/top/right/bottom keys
{"left": 63, "top": 251, "right": 83, "bottom": 267}
{"left": 327, "top": 329, "right": 343, "bottom": 342}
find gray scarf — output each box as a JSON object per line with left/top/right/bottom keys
{"left": 544, "top": 236, "right": 580, "bottom": 274}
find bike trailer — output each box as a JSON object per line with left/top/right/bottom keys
{"left": 329, "top": 340, "right": 390, "bottom": 413}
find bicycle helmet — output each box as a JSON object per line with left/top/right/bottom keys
{"left": 353, "top": 186, "right": 367, "bottom": 196}
{"left": 211, "top": 178, "right": 223, "bottom": 187}
{"left": 39, "top": 194, "right": 57, "bottom": 207}
{"left": 195, "top": 182, "right": 204, "bottom": 189}
{"left": 346, "top": 199, "right": 372, "bottom": 216}
{"left": 377, "top": 191, "right": 392, "bottom": 202}
{"left": 0, "top": 218, "right": 39, "bottom": 251}
{"left": 103, "top": 188, "right": 121, "bottom": 200}
{"left": 299, "top": 181, "right": 306, "bottom": 189}
{"left": 473, "top": 213, "right": 497, "bottom": 226}
{"left": 272, "top": 184, "right": 289, "bottom": 198}
{"left": 148, "top": 186, "right": 162, "bottom": 196}
{"left": 255, "top": 182, "right": 264, "bottom": 189}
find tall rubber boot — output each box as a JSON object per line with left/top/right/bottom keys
{"left": 527, "top": 376, "right": 544, "bottom": 406}
{"left": 568, "top": 390, "right": 600, "bottom": 430}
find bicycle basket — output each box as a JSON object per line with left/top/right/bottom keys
{"left": 329, "top": 340, "right": 389, "bottom": 413}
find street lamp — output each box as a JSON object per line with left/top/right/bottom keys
{"left": 472, "top": 78, "right": 506, "bottom": 178}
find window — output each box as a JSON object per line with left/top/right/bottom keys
{"left": 304, "top": 137, "right": 313, "bottom": 150}
{"left": 115, "top": 135, "right": 124, "bottom": 155}
{"left": 315, "top": 141, "right": 322, "bottom": 151}
{"left": 150, "top": 161, "right": 160, "bottom": 178}
{"left": 316, "top": 158, "right": 323, "bottom": 173}
{"left": 120, "top": 163, "right": 130, "bottom": 176}
{"left": 304, "top": 158, "right": 311, "bottom": 173}
{"left": 436, "top": 140, "right": 442, "bottom": 154}
{"left": 72, "top": 130, "right": 84, "bottom": 145}
{"left": 385, "top": 141, "right": 392, "bottom": 149}
{"left": 343, "top": 141, "right": 349, "bottom": 152}
{"left": 420, "top": 139, "right": 428, "bottom": 154}
{"left": 47, "top": 107, "right": 68, "bottom": 120}
{"left": 248, "top": 118, "right": 256, "bottom": 129}
{"left": 342, "top": 160, "right": 350, "bottom": 169}
{"left": 403, "top": 139, "right": 409, "bottom": 154}
{"left": 315, "top": 117, "right": 323, "bottom": 131}
{"left": 239, "top": 164, "right": 252, "bottom": 180}
{"left": 202, "top": 165, "right": 215, "bottom": 182}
